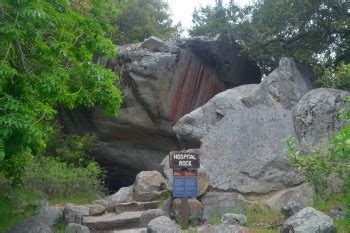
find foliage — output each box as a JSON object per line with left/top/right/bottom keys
{"left": 317, "top": 63, "right": 350, "bottom": 91}
{"left": 0, "top": 150, "right": 104, "bottom": 231}
{"left": 45, "top": 130, "right": 96, "bottom": 167}
{"left": 209, "top": 211, "right": 222, "bottom": 225}
{"left": 0, "top": 193, "right": 37, "bottom": 233}
{"left": 286, "top": 96, "right": 350, "bottom": 215}
{"left": 190, "top": 0, "right": 350, "bottom": 79}
{"left": 314, "top": 196, "right": 350, "bottom": 233}
{"left": 0, "top": 0, "right": 123, "bottom": 184}
{"left": 24, "top": 156, "right": 104, "bottom": 200}
{"left": 54, "top": 216, "right": 67, "bottom": 233}
{"left": 0, "top": 172, "right": 39, "bottom": 233}
{"left": 114, "top": 0, "right": 183, "bottom": 44}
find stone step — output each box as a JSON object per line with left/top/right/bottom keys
{"left": 83, "top": 209, "right": 164, "bottom": 231}
{"left": 115, "top": 201, "right": 160, "bottom": 214}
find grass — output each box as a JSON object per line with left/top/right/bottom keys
{"left": 0, "top": 171, "right": 101, "bottom": 233}
{"left": 246, "top": 205, "right": 283, "bottom": 233}
{"left": 209, "top": 211, "right": 222, "bottom": 225}
{"left": 54, "top": 216, "right": 67, "bottom": 233}
{"left": 0, "top": 186, "right": 39, "bottom": 233}
{"left": 314, "top": 195, "right": 350, "bottom": 233}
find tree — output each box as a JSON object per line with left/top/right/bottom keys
{"left": 114, "top": 0, "right": 183, "bottom": 44}
{"left": 190, "top": 0, "right": 350, "bottom": 79}
{"left": 0, "top": 0, "right": 123, "bottom": 184}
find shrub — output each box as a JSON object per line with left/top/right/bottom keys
{"left": 24, "top": 156, "right": 104, "bottom": 200}
{"left": 45, "top": 130, "right": 96, "bottom": 167}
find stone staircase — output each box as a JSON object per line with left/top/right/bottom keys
{"left": 61, "top": 171, "right": 172, "bottom": 232}
{"left": 83, "top": 200, "right": 164, "bottom": 233}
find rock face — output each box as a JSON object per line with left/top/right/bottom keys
{"left": 173, "top": 84, "right": 258, "bottom": 147}
{"left": 58, "top": 35, "right": 261, "bottom": 190}
{"left": 174, "top": 57, "right": 316, "bottom": 194}
{"left": 200, "top": 106, "right": 302, "bottom": 193}
{"left": 293, "top": 88, "right": 349, "bottom": 148}
{"left": 282, "top": 207, "right": 336, "bottom": 233}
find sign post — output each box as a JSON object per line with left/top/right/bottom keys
{"left": 169, "top": 152, "right": 199, "bottom": 230}
{"left": 181, "top": 197, "right": 189, "bottom": 230}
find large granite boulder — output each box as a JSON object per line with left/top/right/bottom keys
{"left": 58, "top": 35, "right": 261, "bottom": 190}
{"left": 173, "top": 84, "right": 258, "bottom": 146}
{"left": 200, "top": 107, "right": 303, "bottom": 193}
{"left": 293, "top": 88, "right": 349, "bottom": 148}
{"left": 174, "top": 57, "right": 315, "bottom": 194}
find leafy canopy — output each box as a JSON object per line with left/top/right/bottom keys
{"left": 114, "top": 0, "right": 183, "bottom": 44}
{"left": 190, "top": 0, "right": 350, "bottom": 81}
{"left": 0, "top": 0, "right": 122, "bottom": 184}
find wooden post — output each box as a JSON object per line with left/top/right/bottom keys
{"left": 181, "top": 196, "right": 189, "bottom": 230}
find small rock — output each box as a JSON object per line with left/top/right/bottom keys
{"left": 199, "top": 223, "right": 249, "bottom": 233}
{"left": 282, "top": 207, "right": 336, "bottom": 233}
{"left": 65, "top": 223, "right": 90, "bottom": 233}
{"left": 147, "top": 216, "right": 181, "bottom": 233}
{"left": 172, "top": 198, "right": 203, "bottom": 225}
{"left": 281, "top": 201, "right": 302, "bottom": 218}
{"left": 64, "top": 204, "right": 89, "bottom": 224}
{"left": 221, "top": 213, "right": 247, "bottom": 226}
{"left": 86, "top": 204, "right": 105, "bottom": 216}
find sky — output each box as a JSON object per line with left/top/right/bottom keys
{"left": 168, "top": 0, "right": 252, "bottom": 36}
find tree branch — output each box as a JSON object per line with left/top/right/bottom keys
{"left": 265, "top": 32, "right": 308, "bottom": 46}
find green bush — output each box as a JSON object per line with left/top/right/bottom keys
{"left": 316, "top": 64, "right": 350, "bottom": 91}
{"left": 45, "top": 130, "right": 96, "bottom": 167}
{"left": 24, "top": 156, "right": 104, "bottom": 201}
